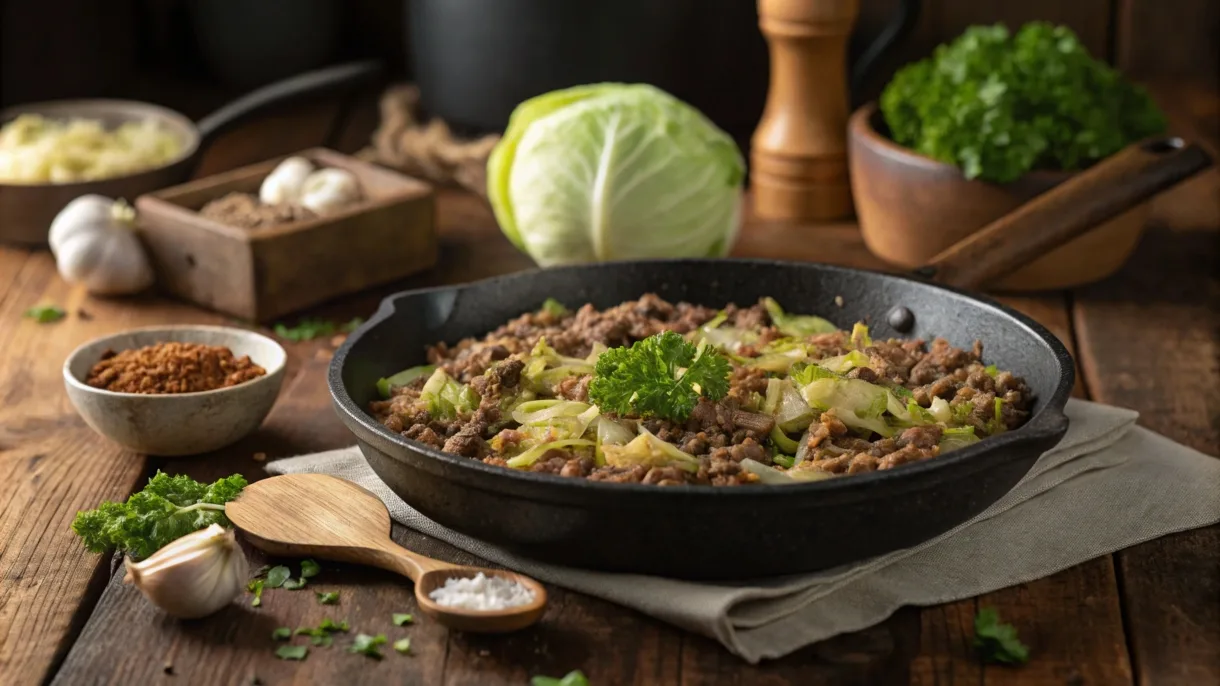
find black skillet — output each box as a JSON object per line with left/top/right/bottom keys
{"left": 330, "top": 138, "right": 1211, "bottom": 580}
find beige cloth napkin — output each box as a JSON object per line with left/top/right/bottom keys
{"left": 267, "top": 399, "right": 1220, "bottom": 663}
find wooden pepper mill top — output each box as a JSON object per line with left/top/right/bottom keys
{"left": 751, "top": 0, "right": 860, "bottom": 222}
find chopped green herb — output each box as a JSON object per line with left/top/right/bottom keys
{"left": 772, "top": 454, "right": 795, "bottom": 469}
{"left": 283, "top": 577, "right": 308, "bottom": 590}
{"left": 589, "top": 331, "right": 731, "bottom": 422}
{"left": 71, "top": 471, "right": 247, "bottom": 560}
{"left": 349, "top": 633, "right": 387, "bottom": 659}
{"left": 272, "top": 627, "right": 291, "bottom": 641}
{"left": 265, "top": 566, "right": 291, "bottom": 589}
{"left": 24, "top": 304, "right": 66, "bottom": 323}
{"left": 531, "top": 670, "right": 590, "bottom": 686}
{"left": 319, "top": 618, "right": 349, "bottom": 633}
{"left": 275, "top": 645, "right": 308, "bottom": 661}
{"left": 300, "top": 559, "right": 321, "bottom": 578}
{"left": 393, "top": 638, "right": 411, "bottom": 655}
{"left": 273, "top": 317, "right": 364, "bottom": 342}
{"left": 974, "top": 607, "right": 1029, "bottom": 665}
{"left": 247, "top": 579, "right": 265, "bottom": 607}
{"left": 392, "top": 613, "right": 414, "bottom": 626}
{"left": 316, "top": 591, "right": 339, "bottom": 605}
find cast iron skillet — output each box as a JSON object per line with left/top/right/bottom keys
{"left": 330, "top": 137, "right": 1211, "bottom": 580}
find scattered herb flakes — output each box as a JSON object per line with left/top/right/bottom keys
{"left": 275, "top": 645, "right": 308, "bottom": 661}
{"left": 265, "top": 565, "right": 291, "bottom": 589}
{"left": 319, "top": 618, "right": 350, "bottom": 633}
{"left": 974, "top": 607, "right": 1030, "bottom": 665}
{"left": 283, "top": 577, "right": 308, "bottom": 590}
{"left": 531, "top": 671, "right": 590, "bottom": 686}
{"left": 392, "top": 613, "right": 414, "bottom": 626}
{"left": 300, "top": 559, "right": 321, "bottom": 578}
{"left": 247, "top": 579, "right": 265, "bottom": 607}
{"left": 393, "top": 638, "right": 411, "bottom": 655}
{"left": 349, "top": 633, "right": 387, "bottom": 659}
{"left": 274, "top": 317, "right": 364, "bottom": 342}
{"left": 24, "top": 304, "right": 66, "bottom": 323}
{"left": 272, "top": 627, "right": 292, "bottom": 641}
{"left": 316, "top": 591, "right": 339, "bottom": 605}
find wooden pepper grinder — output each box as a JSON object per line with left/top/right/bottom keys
{"left": 751, "top": 0, "right": 859, "bottom": 221}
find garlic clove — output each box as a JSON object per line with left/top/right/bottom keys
{"left": 50, "top": 196, "right": 154, "bottom": 296}
{"left": 124, "top": 524, "right": 249, "bottom": 619}
{"left": 259, "top": 156, "right": 315, "bottom": 205}
{"left": 48, "top": 194, "right": 118, "bottom": 258}
{"left": 299, "top": 168, "right": 362, "bottom": 215}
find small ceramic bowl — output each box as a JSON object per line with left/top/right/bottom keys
{"left": 63, "top": 325, "right": 287, "bottom": 456}
{"left": 848, "top": 103, "right": 1151, "bottom": 291}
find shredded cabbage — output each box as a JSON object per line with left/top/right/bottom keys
{"left": 0, "top": 114, "right": 183, "bottom": 184}
{"left": 505, "top": 439, "right": 596, "bottom": 468}
{"left": 800, "top": 376, "right": 894, "bottom": 437}
{"left": 763, "top": 378, "right": 814, "bottom": 432}
{"left": 601, "top": 428, "right": 701, "bottom": 473}
{"left": 741, "top": 458, "right": 833, "bottom": 484}
{"left": 939, "top": 426, "right": 981, "bottom": 453}
{"left": 421, "top": 369, "right": 478, "bottom": 419}
{"left": 850, "top": 323, "right": 872, "bottom": 349}
{"left": 817, "top": 349, "right": 872, "bottom": 374}
{"left": 761, "top": 298, "right": 838, "bottom": 337}
{"left": 376, "top": 364, "right": 436, "bottom": 399}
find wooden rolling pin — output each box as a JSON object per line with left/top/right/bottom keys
{"left": 751, "top": 0, "right": 859, "bottom": 222}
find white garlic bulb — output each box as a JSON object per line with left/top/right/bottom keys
{"left": 299, "top": 167, "right": 361, "bottom": 215}
{"left": 259, "top": 156, "right": 315, "bottom": 205}
{"left": 48, "top": 195, "right": 154, "bottom": 295}
{"left": 123, "top": 524, "right": 249, "bottom": 619}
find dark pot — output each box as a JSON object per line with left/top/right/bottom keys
{"left": 406, "top": 0, "right": 919, "bottom": 146}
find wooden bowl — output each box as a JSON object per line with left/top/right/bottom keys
{"left": 63, "top": 326, "right": 286, "bottom": 456}
{"left": 848, "top": 103, "right": 1150, "bottom": 291}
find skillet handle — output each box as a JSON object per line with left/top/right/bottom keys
{"left": 915, "top": 137, "right": 1212, "bottom": 290}
{"left": 195, "top": 60, "right": 384, "bottom": 147}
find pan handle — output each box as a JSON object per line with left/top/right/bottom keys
{"left": 914, "top": 137, "right": 1213, "bottom": 290}
{"left": 195, "top": 60, "right": 384, "bottom": 147}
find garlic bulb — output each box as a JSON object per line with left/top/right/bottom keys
{"left": 123, "top": 524, "right": 249, "bottom": 619}
{"left": 299, "top": 167, "right": 361, "bottom": 215}
{"left": 259, "top": 156, "right": 314, "bottom": 205}
{"left": 48, "top": 195, "right": 154, "bottom": 295}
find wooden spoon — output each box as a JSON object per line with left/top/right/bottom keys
{"left": 224, "top": 473, "right": 547, "bottom": 633}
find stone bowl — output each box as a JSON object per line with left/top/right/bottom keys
{"left": 63, "top": 325, "right": 287, "bottom": 456}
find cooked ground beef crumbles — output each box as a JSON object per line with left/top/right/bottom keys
{"left": 87, "top": 342, "right": 266, "bottom": 394}
{"left": 369, "top": 295, "right": 1034, "bottom": 487}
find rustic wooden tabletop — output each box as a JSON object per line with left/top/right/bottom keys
{"left": 1, "top": 84, "right": 1216, "bottom": 686}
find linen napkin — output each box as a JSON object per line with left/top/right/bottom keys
{"left": 266, "top": 399, "right": 1220, "bottom": 663}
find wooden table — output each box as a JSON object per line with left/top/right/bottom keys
{"left": 2, "top": 84, "right": 1217, "bottom": 686}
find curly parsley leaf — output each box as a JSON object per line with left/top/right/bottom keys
{"left": 588, "top": 331, "right": 731, "bottom": 422}
{"left": 974, "top": 607, "right": 1030, "bottom": 664}
{"left": 531, "top": 671, "right": 590, "bottom": 686}
{"left": 70, "top": 472, "right": 247, "bottom": 560}
{"left": 24, "top": 304, "right": 66, "bottom": 323}
{"left": 880, "top": 22, "right": 1166, "bottom": 183}
{"left": 349, "top": 633, "right": 387, "bottom": 659}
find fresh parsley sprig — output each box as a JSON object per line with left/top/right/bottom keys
{"left": 588, "top": 331, "right": 731, "bottom": 423}
{"left": 71, "top": 472, "right": 247, "bottom": 560}
{"left": 974, "top": 607, "right": 1030, "bottom": 665}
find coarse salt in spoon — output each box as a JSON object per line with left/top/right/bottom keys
{"left": 224, "top": 473, "right": 547, "bottom": 633}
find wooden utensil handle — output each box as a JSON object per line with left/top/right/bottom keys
{"left": 919, "top": 137, "right": 1213, "bottom": 290}
{"left": 363, "top": 540, "right": 462, "bottom": 582}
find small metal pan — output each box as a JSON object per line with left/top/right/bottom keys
{"left": 0, "top": 61, "right": 382, "bottom": 246}
{"left": 330, "top": 137, "right": 1211, "bottom": 580}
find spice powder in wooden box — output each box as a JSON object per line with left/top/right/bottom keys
{"left": 135, "top": 147, "right": 437, "bottom": 322}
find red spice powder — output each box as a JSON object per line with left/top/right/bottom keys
{"left": 86, "top": 342, "right": 266, "bottom": 394}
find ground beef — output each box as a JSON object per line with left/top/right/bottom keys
{"left": 86, "top": 342, "right": 266, "bottom": 394}
{"left": 368, "top": 294, "right": 1035, "bottom": 487}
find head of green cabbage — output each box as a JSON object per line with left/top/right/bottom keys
{"left": 487, "top": 84, "right": 745, "bottom": 266}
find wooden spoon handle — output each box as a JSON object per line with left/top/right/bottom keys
{"left": 918, "top": 137, "right": 1213, "bottom": 290}
{"left": 359, "top": 540, "right": 464, "bottom": 583}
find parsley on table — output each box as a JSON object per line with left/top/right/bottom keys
{"left": 265, "top": 566, "right": 291, "bottom": 589}
{"left": 247, "top": 579, "right": 265, "bottom": 607}
{"left": 24, "top": 304, "right": 66, "bottom": 323}
{"left": 70, "top": 472, "right": 247, "bottom": 560}
{"left": 316, "top": 591, "right": 339, "bottom": 605}
{"left": 300, "top": 559, "right": 321, "bottom": 578}
{"left": 349, "top": 633, "right": 387, "bottom": 659}
{"left": 588, "top": 331, "right": 731, "bottom": 422}
{"left": 283, "top": 577, "right": 308, "bottom": 590}
{"left": 974, "top": 607, "right": 1030, "bottom": 664}
{"left": 273, "top": 317, "right": 364, "bottom": 342}
{"left": 275, "top": 645, "right": 308, "bottom": 661}
{"left": 294, "top": 618, "right": 350, "bottom": 647}
{"left": 393, "top": 638, "right": 411, "bottom": 655}
{"left": 272, "top": 627, "right": 291, "bottom": 641}
{"left": 392, "top": 613, "right": 413, "bottom": 626}
{"left": 531, "top": 670, "right": 590, "bottom": 686}
{"left": 319, "top": 618, "right": 349, "bottom": 633}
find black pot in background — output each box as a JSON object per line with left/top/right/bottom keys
{"left": 191, "top": 0, "right": 338, "bottom": 90}
{"left": 406, "top": 0, "right": 919, "bottom": 147}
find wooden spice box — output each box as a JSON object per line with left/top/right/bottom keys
{"left": 135, "top": 147, "right": 437, "bottom": 322}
